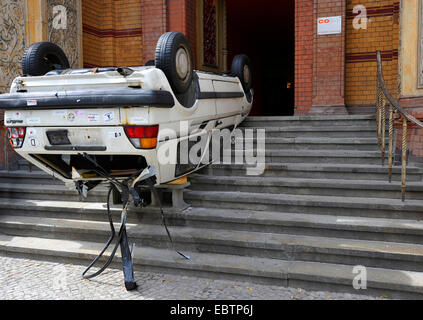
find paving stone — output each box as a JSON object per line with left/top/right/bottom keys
{"left": 0, "top": 256, "right": 385, "bottom": 300}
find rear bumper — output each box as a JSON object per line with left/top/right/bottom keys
{"left": 14, "top": 125, "right": 157, "bottom": 178}
{"left": 0, "top": 88, "right": 175, "bottom": 110}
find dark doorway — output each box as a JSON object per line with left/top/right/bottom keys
{"left": 226, "top": 0, "right": 295, "bottom": 116}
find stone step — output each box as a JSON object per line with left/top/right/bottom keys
{"left": 2, "top": 198, "right": 423, "bottom": 244}
{"left": 241, "top": 115, "right": 376, "bottom": 128}
{"left": 234, "top": 137, "right": 382, "bottom": 151}
{"left": 0, "top": 182, "right": 106, "bottom": 202}
{"left": 0, "top": 167, "right": 418, "bottom": 206}
{"left": 230, "top": 150, "right": 387, "bottom": 165}
{"left": 3, "top": 215, "right": 423, "bottom": 273}
{"left": 0, "top": 234, "right": 422, "bottom": 298}
{"left": 0, "top": 170, "right": 60, "bottom": 185}
{"left": 185, "top": 190, "right": 423, "bottom": 220}
{"left": 346, "top": 105, "right": 376, "bottom": 115}
{"left": 189, "top": 175, "right": 423, "bottom": 200}
{"left": 201, "top": 163, "right": 423, "bottom": 181}
{"left": 16, "top": 158, "right": 40, "bottom": 171}
{"left": 239, "top": 126, "right": 380, "bottom": 138}
{"left": 5, "top": 214, "right": 423, "bottom": 274}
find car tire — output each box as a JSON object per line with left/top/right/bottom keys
{"left": 231, "top": 54, "right": 252, "bottom": 93}
{"left": 22, "top": 42, "right": 70, "bottom": 76}
{"left": 155, "top": 32, "right": 194, "bottom": 94}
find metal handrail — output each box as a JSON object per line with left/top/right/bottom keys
{"left": 377, "top": 51, "right": 423, "bottom": 128}
{"left": 376, "top": 50, "right": 423, "bottom": 201}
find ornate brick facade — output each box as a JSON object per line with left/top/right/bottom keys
{"left": 47, "top": 0, "right": 81, "bottom": 69}
{"left": 345, "top": 0, "right": 399, "bottom": 108}
{"left": 0, "top": 0, "right": 26, "bottom": 169}
{"left": 0, "top": 0, "right": 26, "bottom": 94}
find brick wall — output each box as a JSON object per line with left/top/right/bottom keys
{"left": 82, "top": 0, "right": 143, "bottom": 67}
{"left": 295, "top": 0, "right": 399, "bottom": 114}
{"left": 311, "top": 0, "right": 346, "bottom": 111}
{"left": 294, "top": 0, "right": 313, "bottom": 114}
{"left": 141, "top": 0, "right": 196, "bottom": 64}
{"left": 167, "top": 0, "right": 196, "bottom": 65}
{"left": 141, "top": 0, "right": 166, "bottom": 63}
{"left": 295, "top": 0, "right": 347, "bottom": 114}
{"left": 82, "top": 0, "right": 195, "bottom": 67}
{"left": 345, "top": 0, "right": 399, "bottom": 108}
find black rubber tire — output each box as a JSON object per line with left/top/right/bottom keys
{"left": 155, "top": 32, "right": 194, "bottom": 94}
{"left": 22, "top": 42, "right": 70, "bottom": 76}
{"left": 231, "top": 54, "right": 252, "bottom": 93}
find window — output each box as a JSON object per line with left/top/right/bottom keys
{"left": 196, "top": 0, "right": 226, "bottom": 72}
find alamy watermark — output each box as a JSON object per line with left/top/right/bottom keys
{"left": 353, "top": 5, "right": 369, "bottom": 30}
{"left": 352, "top": 265, "right": 367, "bottom": 290}
{"left": 52, "top": 5, "right": 67, "bottom": 30}
{"left": 156, "top": 121, "right": 266, "bottom": 176}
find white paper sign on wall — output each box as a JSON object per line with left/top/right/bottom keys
{"left": 317, "top": 16, "right": 342, "bottom": 35}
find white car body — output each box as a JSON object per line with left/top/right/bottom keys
{"left": 2, "top": 66, "right": 253, "bottom": 186}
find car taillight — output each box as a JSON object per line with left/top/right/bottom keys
{"left": 124, "top": 125, "right": 159, "bottom": 149}
{"left": 7, "top": 127, "right": 26, "bottom": 148}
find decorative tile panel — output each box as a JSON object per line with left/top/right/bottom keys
{"left": 0, "top": 0, "right": 25, "bottom": 93}
{"left": 47, "top": 0, "right": 81, "bottom": 69}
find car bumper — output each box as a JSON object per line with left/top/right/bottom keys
{"left": 0, "top": 88, "right": 175, "bottom": 110}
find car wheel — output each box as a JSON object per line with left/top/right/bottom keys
{"left": 155, "top": 32, "right": 194, "bottom": 94}
{"left": 231, "top": 54, "right": 252, "bottom": 93}
{"left": 22, "top": 42, "right": 70, "bottom": 76}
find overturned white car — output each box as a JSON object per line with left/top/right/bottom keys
{"left": 0, "top": 32, "right": 253, "bottom": 291}
{"left": 1, "top": 32, "right": 253, "bottom": 190}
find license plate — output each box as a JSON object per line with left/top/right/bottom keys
{"left": 46, "top": 130, "right": 71, "bottom": 145}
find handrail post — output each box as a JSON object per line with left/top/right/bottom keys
{"left": 376, "top": 82, "right": 381, "bottom": 148}
{"left": 401, "top": 117, "right": 407, "bottom": 202}
{"left": 388, "top": 105, "right": 394, "bottom": 182}
{"left": 381, "top": 99, "right": 386, "bottom": 166}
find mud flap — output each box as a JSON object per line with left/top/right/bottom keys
{"left": 119, "top": 225, "right": 137, "bottom": 291}
{"left": 118, "top": 186, "right": 137, "bottom": 291}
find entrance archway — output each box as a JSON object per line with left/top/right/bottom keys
{"left": 226, "top": 0, "right": 295, "bottom": 116}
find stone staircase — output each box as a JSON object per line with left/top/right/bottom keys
{"left": 2, "top": 115, "right": 423, "bottom": 298}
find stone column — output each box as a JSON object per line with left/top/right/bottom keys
{"left": 25, "top": 0, "right": 48, "bottom": 45}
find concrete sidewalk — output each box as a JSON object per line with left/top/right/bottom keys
{"left": 0, "top": 256, "right": 385, "bottom": 300}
